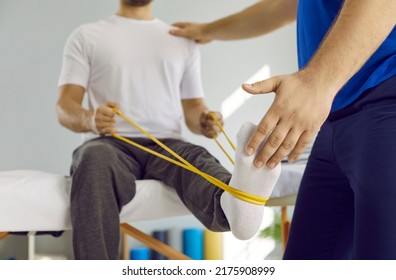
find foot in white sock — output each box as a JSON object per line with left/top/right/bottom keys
{"left": 221, "top": 122, "right": 281, "bottom": 240}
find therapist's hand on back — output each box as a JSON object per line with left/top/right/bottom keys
{"left": 170, "top": 22, "right": 212, "bottom": 44}
{"left": 243, "top": 70, "right": 335, "bottom": 169}
{"left": 91, "top": 102, "right": 120, "bottom": 136}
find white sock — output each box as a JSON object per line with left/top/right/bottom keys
{"left": 221, "top": 122, "right": 281, "bottom": 240}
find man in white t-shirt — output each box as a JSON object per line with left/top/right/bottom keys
{"left": 57, "top": 0, "right": 280, "bottom": 259}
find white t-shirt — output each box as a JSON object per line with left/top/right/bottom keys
{"left": 58, "top": 15, "right": 204, "bottom": 141}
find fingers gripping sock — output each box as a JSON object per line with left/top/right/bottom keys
{"left": 221, "top": 122, "right": 281, "bottom": 240}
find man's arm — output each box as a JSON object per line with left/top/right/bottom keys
{"left": 244, "top": 0, "right": 396, "bottom": 168}
{"left": 302, "top": 0, "right": 396, "bottom": 94}
{"left": 170, "top": 0, "right": 297, "bottom": 43}
{"left": 182, "top": 98, "right": 222, "bottom": 139}
{"left": 56, "top": 84, "right": 118, "bottom": 135}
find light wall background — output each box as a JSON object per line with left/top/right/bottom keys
{"left": 0, "top": 0, "right": 297, "bottom": 259}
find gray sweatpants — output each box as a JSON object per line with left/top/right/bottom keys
{"left": 70, "top": 136, "right": 231, "bottom": 259}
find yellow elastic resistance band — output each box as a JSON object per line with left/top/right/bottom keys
{"left": 111, "top": 109, "right": 268, "bottom": 206}
{"left": 209, "top": 111, "right": 235, "bottom": 165}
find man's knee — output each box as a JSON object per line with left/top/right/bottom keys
{"left": 75, "top": 141, "right": 119, "bottom": 167}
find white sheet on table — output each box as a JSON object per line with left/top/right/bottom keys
{"left": 0, "top": 162, "right": 306, "bottom": 232}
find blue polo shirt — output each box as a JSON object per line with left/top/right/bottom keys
{"left": 297, "top": 0, "right": 396, "bottom": 112}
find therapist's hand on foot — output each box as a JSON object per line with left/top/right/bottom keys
{"left": 91, "top": 102, "right": 120, "bottom": 136}
{"left": 200, "top": 111, "right": 223, "bottom": 139}
{"left": 242, "top": 71, "right": 334, "bottom": 168}
{"left": 170, "top": 22, "right": 212, "bottom": 44}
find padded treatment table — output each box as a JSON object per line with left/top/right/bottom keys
{"left": 0, "top": 162, "right": 305, "bottom": 259}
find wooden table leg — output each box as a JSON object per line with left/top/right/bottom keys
{"left": 281, "top": 206, "right": 290, "bottom": 250}
{"left": 121, "top": 230, "right": 129, "bottom": 260}
{"left": 0, "top": 232, "right": 9, "bottom": 240}
{"left": 120, "top": 223, "right": 191, "bottom": 260}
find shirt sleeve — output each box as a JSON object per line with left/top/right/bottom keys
{"left": 180, "top": 42, "right": 205, "bottom": 100}
{"left": 58, "top": 27, "right": 90, "bottom": 89}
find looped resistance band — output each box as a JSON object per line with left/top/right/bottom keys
{"left": 209, "top": 112, "right": 236, "bottom": 165}
{"left": 111, "top": 109, "right": 268, "bottom": 206}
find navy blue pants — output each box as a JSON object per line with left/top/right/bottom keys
{"left": 283, "top": 76, "right": 396, "bottom": 260}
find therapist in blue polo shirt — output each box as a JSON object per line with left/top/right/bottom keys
{"left": 171, "top": 0, "right": 396, "bottom": 259}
